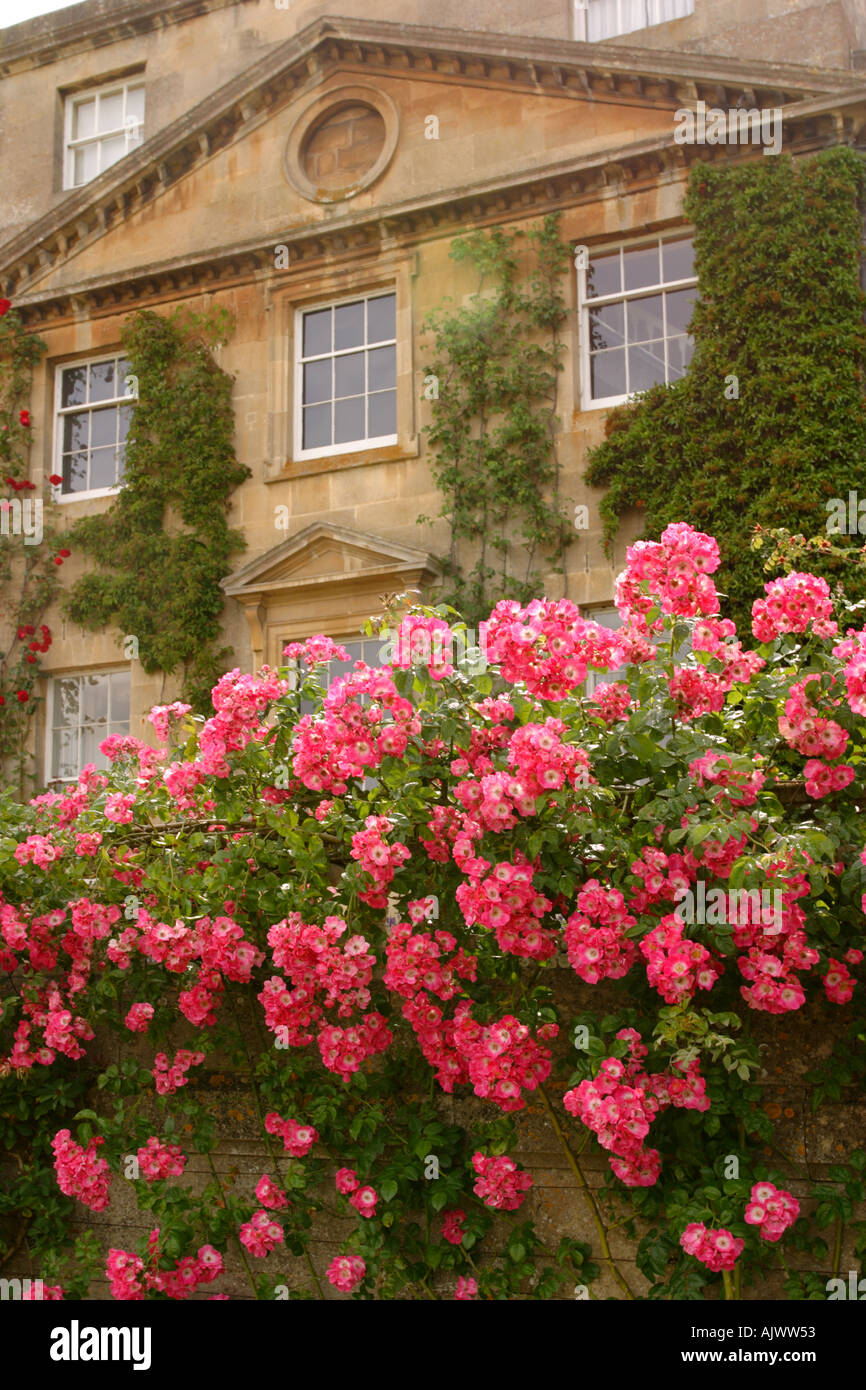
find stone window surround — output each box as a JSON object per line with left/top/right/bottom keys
{"left": 42, "top": 665, "right": 131, "bottom": 786}
{"left": 265, "top": 253, "right": 418, "bottom": 483}
{"left": 60, "top": 71, "right": 146, "bottom": 193}
{"left": 51, "top": 348, "right": 133, "bottom": 505}
{"left": 576, "top": 226, "right": 697, "bottom": 412}
{"left": 293, "top": 287, "right": 399, "bottom": 463}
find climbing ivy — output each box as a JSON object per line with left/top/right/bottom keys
{"left": 419, "top": 215, "right": 574, "bottom": 624}
{"left": 0, "top": 301, "right": 64, "bottom": 791}
{"left": 584, "top": 146, "right": 866, "bottom": 632}
{"left": 65, "top": 305, "right": 249, "bottom": 711}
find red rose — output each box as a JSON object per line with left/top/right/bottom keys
{"left": 0, "top": 695, "right": 5, "bottom": 706}
{"left": 47, "top": 474, "right": 62, "bottom": 485}
{"left": 25, "top": 654, "right": 36, "bottom": 664}
{"left": 28, "top": 641, "right": 40, "bottom": 651}
{"left": 53, "top": 557, "right": 63, "bottom": 566}
{"left": 0, "top": 299, "right": 10, "bottom": 316}
{"left": 16, "top": 691, "right": 29, "bottom": 703}
{"left": 58, "top": 548, "right": 71, "bottom": 558}
{"left": 19, "top": 410, "right": 30, "bottom": 427}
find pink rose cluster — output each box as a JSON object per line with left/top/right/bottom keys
{"left": 291, "top": 664, "right": 420, "bottom": 794}
{"left": 564, "top": 878, "right": 638, "bottom": 985}
{"left": 264, "top": 1111, "right": 318, "bottom": 1157}
{"left": 52, "top": 1129, "right": 112, "bottom": 1212}
{"left": 137, "top": 1136, "right": 187, "bottom": 1182}
{"left": 456, "top": 856, "right": 556, "bottom": 961}
{"left": 452, "top": 1005, "right": 557, "bottom": 1113}
{"left": 151, "top": 1048, "right": 204, "bottom": 1095}
{"left": 255, "top": 1174, "right": 289, "bottom": 1210}
{"left": 564, "top": 1030, "right": 709, "bottom": 1188}
{"left": 334, "top": 1169, "right": 379, "bottom": 1219}
{"left": 752, "top": 572, "right": 838, "bottom": 643}
{"left": 640, "top": 913, "right": 721, "bottom": 1005}
{"left": 147, "top": 700, "right": 192, "bottom": 743}
{"left": 388, "top": 613, "right": 456, "bottom": 681}
{"left": 617, "top": 522, "right": 721, "bottom": 625}
{"left": 108, "top": 1231, "right": 223, "bottom": 1300}
{"left": 471, "top": 1152, "right": 533, "bottom": 1211}
{"left": 239, "top": 1210, "right": 284, "bottom": 1258}
{"left": 326, "top": 1254, "right": 366, "bottom": 1292}
{"left": 482, "top": 596, "right": 623, "bottom": 701}
{"left": 350, "top": 815, "right": 412, "bottom": 908}
{"left": 744, "top": 1181, "right": 799, "bottom": 1241}
{"left": 680, "top": 1223, "right": 744, "bottom": 1272}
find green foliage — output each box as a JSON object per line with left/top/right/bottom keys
{"left": 0, "top": 307, "right": 64, "bottom": 787}
{"left": 585, "top": 147, "right": 866, "bottom": 632}
{"left": 64, "top": 305, "right": 249, "bottom": 711}
{"left": 419, "top": 215, "right": 574, "bottom": 623}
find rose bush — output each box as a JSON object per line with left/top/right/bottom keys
{"left": 1, "top": 522, "right": 865, "bottom": 1300}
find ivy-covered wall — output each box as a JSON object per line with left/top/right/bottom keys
{"left": 585, "top": 147, "right": 866, "bottom": 633}
{"left": 64, "top": 306, "right": 249, "bottom": 713}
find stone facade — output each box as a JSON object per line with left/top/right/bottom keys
{"left": 1, "top": 0, "right": 863, "bottom": 790}
{"left": 1, "top": 0, "right": 866, "bottom": 1302}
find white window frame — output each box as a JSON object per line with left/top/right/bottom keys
{"left": 577, "top": 231, "right": 698, "bottom": 412}
{"left": 44, "top": 668, "right": 132, "bottom": 785}
{"left": 63, "top": 80, "right": 145, "bottom": 190}
{"left": 573, "top": 0, "right": 695, "bottom": 41}
{"left": 52, "top": 353, "right": 135, "bottom": 504}
{"left": 293, "top": 289, "right": 399, "bottom": 462}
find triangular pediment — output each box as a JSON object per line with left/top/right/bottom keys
{"left": 221, "top": 522, "right": 441, "bottom": 602}
{"left": 3, "top": 15, "right": 861, "bottom": 313}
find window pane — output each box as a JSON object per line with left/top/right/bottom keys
{"left": 368, "top": 344, "right": 395, "bottom": 392}
{"left": 590, "top": 349, "right": 626, "bottom": 399}
{"left": 117, "top": 403, "right": 133, "bottom": 439}
{"left": 623, "top": 243, "right": 661, "bottom": 291}
{"left": 367, "top": 294, "right": 396, "bottom": 344}
{"left": 54, "top": 678, "right": 80, "bottom": 726}
{"left": 90, "top": 406, "right": 117, "bottom": 448}
{"left": 334, "top": 396, "right": 365, "bottom": 444}
{"left": 89, "top": 360, "right": 118, "bottom": 403}
{"left": 668, "top": 335, "right": 694, "bottom": 379}
{"left": 586, "top": 251, "right": 620, "bottom": 299}
{"left": 303, "top": 359, "right": 331, "bottom": 405}
{"left": 63, "top": 413, "right": 89, "bottom": 454}
{"left": 302, "top": 308, "right": 331, "bottom": 358}
{"left": 62, "top": 452, "right": 89, "bottom": 493}
{"left": 303, "top": 403, "right": 331, "bottom": 450}
{"left": 89, "top": 447, "right": 119, "bottom": 491}
{"left": 110, "top": 671, "right": 131, "bottom": 723}
{"left": 334, "top": 351, "right": 364, "bottom": 398}
{"left": 368, "top": 390, "right": 396, "bottom": 438}
{"left": 334, "top": 301, "right": 364, "bottom": 351}
{"left": 665, "top": 287, "right": 696, "bottom": 335}
{"left": 628, "top": 342, "right": 666, "bottom": 392}
{"left": 589, "top": 302, "right": 624, "bottom": 352}
{"left": 99, "top": 135, "right": 127, "bottom": 172}
{"left": 72, "top": 98, "right": 96, "bottom": 140}
{"left": 626, "top": 294, "right": 664, "bottom": 343}
{"left": 61, "top": 366, "right": 87, "bottom": 408}
{"left": 81, "top": 674, "right": 108, "bottom": 725}
{"left": 125, "top": 86, "right": 145, "bottom": 124}
{"left": 52, "top": 727, "right": 78, "bottom": 781}
{"left": 74, "top": 144, "right": 99, "bottom": 185}
{"left": 81, "top": 725, "right": 105, "bottom": 770}
{"left": 662, "top": 237, "right": 695, "bottom": 282}
{"left": 98, "top": 91, "right": 124, "bottom": 132}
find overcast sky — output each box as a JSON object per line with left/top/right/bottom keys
{"left": 2, "top": 0, "right": 83, "bottom": 27}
